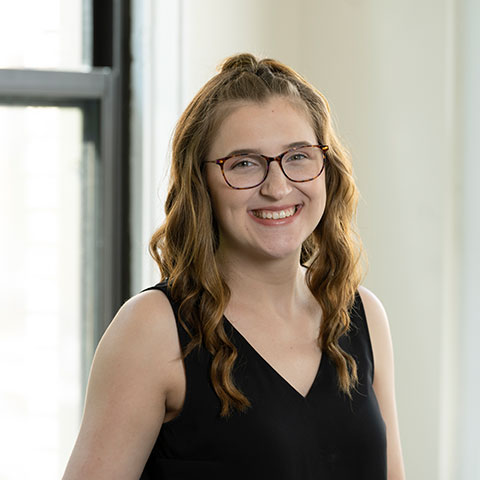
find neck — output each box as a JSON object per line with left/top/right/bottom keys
{"left": 216, "top": 248, "right": 313, "bottom": 322}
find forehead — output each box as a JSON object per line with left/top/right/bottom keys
{"left": 209, "top": 97, "right": 316, "bottom": 157}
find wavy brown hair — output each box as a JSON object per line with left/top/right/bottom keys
{"left": 149, "top": 53, "right": 364, "bottom": 417}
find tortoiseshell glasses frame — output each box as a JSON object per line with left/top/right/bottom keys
{"left": 204, "top": 144, "right": 329, "bottom": 190}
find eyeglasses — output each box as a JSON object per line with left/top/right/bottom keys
{"left": 205, "top": 144, "right": 329, "bottom": 190}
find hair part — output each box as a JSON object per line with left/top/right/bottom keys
{"left": 149, "top": 53, "right": 364, "bottom": 417}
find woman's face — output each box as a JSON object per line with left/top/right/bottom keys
{"left": 205, "top": 96, "right": 327, "bottom": 263}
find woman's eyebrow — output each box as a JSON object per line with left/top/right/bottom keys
{"left": 224, "top": 141, "right": 313, "bottom": 157}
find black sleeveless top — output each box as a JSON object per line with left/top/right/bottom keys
{"left": 140, "top": 282, "right": 386, "bottom": 479}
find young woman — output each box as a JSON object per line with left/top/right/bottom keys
{"left": 63, "top": 53, "right": 405, "bottom": 479}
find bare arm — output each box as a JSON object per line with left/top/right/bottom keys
{"left": 63, "top": 290, "right": 180, "bottom": 480}
{"left": 358, "top": 286, "right": 406, "bottom": 480}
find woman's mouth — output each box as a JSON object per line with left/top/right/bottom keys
{"left": 250, "top": 205, "right": 300, "bottom": 220}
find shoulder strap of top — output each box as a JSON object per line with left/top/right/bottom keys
{"left": 346, "top": 291, "right": 376, "bottom": 384}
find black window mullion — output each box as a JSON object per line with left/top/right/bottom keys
{"left": 93, "top": 0, "right": 114, "bottom": 68}
{"left": 95, "top": 0, "right": 131, "bottom": 330}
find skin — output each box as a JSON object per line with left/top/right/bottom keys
{"left": 63, "top": 96, "right": 405, "bottom": 479}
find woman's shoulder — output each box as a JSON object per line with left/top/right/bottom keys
{"left": 357, "top": 285, "right": 394, "bottom": 379}
{"left": 357, "top": 285, "right": 389, "bottom": 334}
{"left": 116, "top": 285, "right": 175, "bottom": 328}
{"left": 100, "top": 287, "right": 179, "bottom": 361}
{"left": 88, "top": 287, "right": 182, "bottom": 402}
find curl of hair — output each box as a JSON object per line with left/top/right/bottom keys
{"left": 149, "top": 53, "right": 364, "bottom": 417}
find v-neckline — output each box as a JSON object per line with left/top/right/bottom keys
{"left": 223, "top": 316, "right": 325, "bottom": 400}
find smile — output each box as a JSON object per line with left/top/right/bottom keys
{"left": 251, "top": 205, "right": 298, "bottom": 220}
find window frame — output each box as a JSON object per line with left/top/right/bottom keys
{"left": 0, "top": 0, "right": 131, "bottom": 389}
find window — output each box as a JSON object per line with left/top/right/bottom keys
{"left": 0, "top": 0, "right": 88, "bottom": 70}
{"left": 0, "top": 1, "right": 130, "bottom": 478}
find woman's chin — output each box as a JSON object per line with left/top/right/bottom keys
{"left": 247, "top": 243, "right": 303, "bottom": 262}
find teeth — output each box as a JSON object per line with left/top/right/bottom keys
{"left": 253, "top": 206, "right": 297, "bottom": 219}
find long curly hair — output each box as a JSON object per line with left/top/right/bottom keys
{"left": 149, "top": 53, "right": 364, "bottom": 417}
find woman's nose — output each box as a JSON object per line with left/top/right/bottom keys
{"left": 259, "top": 161, "right": 292, "bottom": 199}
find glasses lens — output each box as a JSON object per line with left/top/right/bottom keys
{"left": 223, "top": 154, "right": 267, "bottom": 189}
{"left": 282, "top": 146, "right": 324, "bottom": 182}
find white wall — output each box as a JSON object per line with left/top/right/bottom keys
{"left": 131, "top": 0, "right": 183, "bottom": 290}
{"left": 295, "top": 2, "right": 460, "bottom": 478}
{"left": 458, "top": 0, "right": 480, "bottom": 477}
{"left": 131, "top": 1, "right": 478, "bottom": 478}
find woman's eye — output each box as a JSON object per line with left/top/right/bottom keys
{"left": 231, "top": 158, "right": 258, "bottom": 169}
{"left": 286, "top": 153, "right": 308, "bottom": 162}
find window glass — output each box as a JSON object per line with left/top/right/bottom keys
{"left": 0, "top": 105, "right": 85, "bottom": 479}
{"left": 0, "top": 0, "right": 89, "bottom": 70}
